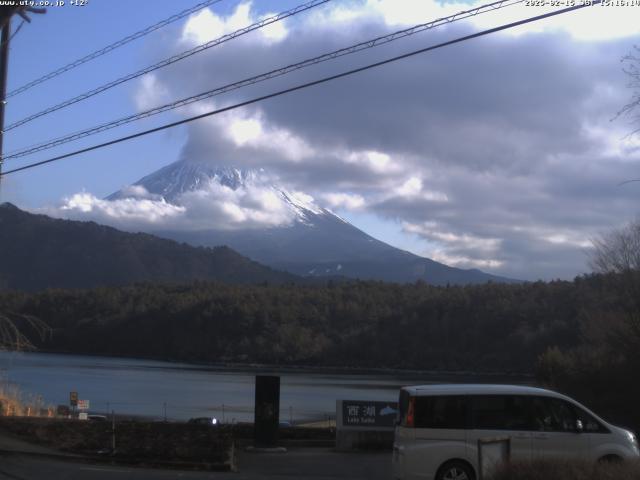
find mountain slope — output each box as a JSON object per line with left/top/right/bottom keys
{"left": 111, "top": 161, "right": 516, "bottom": 285}
{"left": 0, "top": 203, "right": 298, "bottom": 291}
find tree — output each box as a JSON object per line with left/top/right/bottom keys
{"left": 0, "top": 313, "right": 50, "bottom": 351}
{"left": 589, "top": 219, "right": 640, "bottom": 273}
{"left": 617, "top": 45, "right": 640, "bottom": 135}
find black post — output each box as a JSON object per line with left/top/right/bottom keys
{"left": 111, "top": 410, "right": 116, "bottom": 452}
{"left": 0, "top": 18, "right": 10, "bottom": 175}
{"left": 254, "top": 375, "right": 280, "bottom": 447}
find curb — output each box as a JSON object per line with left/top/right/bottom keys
{"left": 245, "top": 446, "right": 288, "bottom": 453}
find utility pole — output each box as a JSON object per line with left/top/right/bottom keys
{"left": 0, "top": 18, "right": 10, "bottom": 177}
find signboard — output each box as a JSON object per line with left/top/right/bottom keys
{"left": 339, "top": 400, "right": 398, "bottom": 429}
{"left": 77, "top": 399, "right": 90, "bottom": 410}
{"left": 478, "top": 437, "right": 511, "bottom": 480}
{"left": 78, "top": 412, "right": 88, "bottom": 421}
{"left": 69, "top": 391, "right": 78, "bottom": 407}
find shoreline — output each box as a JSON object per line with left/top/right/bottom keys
{"left": 13, "top": 349, "right": 535, "bottom": 381}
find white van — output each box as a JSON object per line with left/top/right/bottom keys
{"left": 392, "top": 384, "right": 639, "bottom": 480}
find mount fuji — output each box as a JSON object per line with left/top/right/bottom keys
{"left": 108, "top": 161, "right": 516, "bottom": 285}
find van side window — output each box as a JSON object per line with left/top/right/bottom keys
{"left": 471, "top": 395, "right": 531, "bottom": 430}
{"left": 573, "top": 405, "right": 609, "bottom": 433}
{"left": 531, "top": 397, "right": 576, "bottom": 432}
{"left": 414, "top": 395, "right": 467, "bottom": 429}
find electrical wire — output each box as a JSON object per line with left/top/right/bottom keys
{"left": 3, "top": 0, "right": 331, "bottom": 132}
{"left": 5, "top": 0, "right": 225, "bottom": 99}
{"left": 1, "top": 0, "right": 601, "bottom": 177}
{"left": 9, "top": 20, "right": 25, "bottom": 42}
{"left": 2, "top": 0, "right": 525, "bottom": 160}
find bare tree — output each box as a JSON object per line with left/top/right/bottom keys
{"left": 617, "top": 45, "right": 640, "bottom": 133}
{"left": 590, "top": 219, "right": 640, "bottom": 273}
{"left": 611, "top": 47, "right": 640, "bottom": 187}
{"left": 0, "top": 313, "right": 50, "bottom": 351}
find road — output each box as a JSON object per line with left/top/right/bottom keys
{"left": 0, "top": 448, "right": 393, "bottom": 480}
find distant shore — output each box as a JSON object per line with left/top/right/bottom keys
{"left": 29, "top": 349, "right": 535, "bottom": 381}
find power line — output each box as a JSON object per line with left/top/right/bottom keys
{"left": 5, "top": 0, "right": 225, "bottom": 99}
{"left": 9, "top": 19, "right": 25, "bottom": 42}
{"left": 1, "top": 1, "right": 601, "bottom": 177}
{"left": 3, "top": 0, "right": 525, "bottom": 161}
{"left": 618, "top": 179, "right": 640, "bottom": 186}
{"left": 4, "top": 0, "right": 331, "bottom": 132}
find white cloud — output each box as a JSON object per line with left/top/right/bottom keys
{"left": 323, "top": 192, "right": 366, "bottom": 210}
{"left": 402, "top": 221, "right": 504, "bottom": 269}
{"left": 363, "top": 0, "right": 640, "bottom": 41}
{"left": 223, "top": 113, "right": 314, "bottom": 161}
{"left": 259, "top": 12, "right": 288, "bottom": 42}
{"left": 430, "top": 251, "right": 505, "bottom": 269}
{"left": 181, "top": 2, "right": 288, "bottom": 46}
{"left": 542, "top": 233, "right": 591, "bottom": 248}
{"left": 178, "top": 182, "right": 294, "bottom": 229}
{"left": 134, "top": 74, "right": 170, "bottom": 111}
{"left": 396, "top": 177, "right": 422, "bottom": 197}
{"left": 390, "top": 177, "right": 449, "bottom": 202}
{"left": 117, "top": 185, "right": 162, "bottom": 200}
{"left": 345, "top": 150, "right": 401, "bottom": 174}
{"left": 404, "top": 221, "right": 502, "bottom": 252}
{"left": 581, "top": 121, "right": 640, "bottom": 159}
{"left": 284, "top": 190, "right": 324, "bottom": 215}
{"left": 45, "top": 181, "right": 296, "bottom": 232}
{"left": 49, "top": 192, "right": 185, "bottom": 227}
{"left": 227, "top": 117, "right": 264, "bottom": 145}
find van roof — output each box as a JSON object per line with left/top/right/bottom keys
{"left": 402, "top": 384, "right": 562, "bottom": 398}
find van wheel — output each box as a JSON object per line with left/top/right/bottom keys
{"left": 436, "top": 461, "right": 475, "bottom": 480}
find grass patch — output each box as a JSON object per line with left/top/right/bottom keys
{"left": 0, "top": 382, "right": 53, "bottom": 417}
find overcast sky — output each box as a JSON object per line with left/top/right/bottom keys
{"left": 2, "top": 0, "right": 639, "bottom": 281}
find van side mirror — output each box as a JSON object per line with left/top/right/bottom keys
{"left": 576, "top": 420, "right": 584, "bottom": 433}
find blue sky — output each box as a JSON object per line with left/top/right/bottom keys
{"left": 1, "top": 0, "right": 444, "bottom": 261}
{"left": 2, "top": 0, "right": 640, "bottom": 280}
{"left": 3, "top": 0, "right": 215, "bottom": 203}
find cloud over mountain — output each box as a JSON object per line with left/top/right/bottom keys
{"left": 44, "top": 167, "right": 305, "bottom": 232}
{"left": 45, "top": 0, "right": 640, "bottom": 280}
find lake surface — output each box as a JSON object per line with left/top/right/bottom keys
{"left": 0, "top": 351, "right": 531, "bottom": 422}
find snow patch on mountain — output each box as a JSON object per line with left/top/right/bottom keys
{"left": 107, "top": 160, "right": 332, "bottom": 228}
{"left": 43, "top": 161, "right": 334, "bottom": 232}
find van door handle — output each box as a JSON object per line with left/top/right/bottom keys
{"left": 534, "top": 433, "right": 549, "bottom": 440}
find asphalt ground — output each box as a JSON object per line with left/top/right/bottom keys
{"left": 0, "top": 448, "right": 393, "bottom": 480}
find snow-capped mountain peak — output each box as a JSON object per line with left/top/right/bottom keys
{"left": 109, "top": 162, "right": 260, "bottom": 202}
{"left": 106, "top": 160, "right": 516, "bottom": 285}
{"left": 108, "top": 161, "right": 328, "bottom": 227}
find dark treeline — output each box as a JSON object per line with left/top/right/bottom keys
{"left": 3, "top": 272, "right": 640, "bottom": 429}
{"left": 538, "top": 270, "right": 640, "bottom": 430}
{"left": 0, "top": 273, "right": 633, "bottom": 374}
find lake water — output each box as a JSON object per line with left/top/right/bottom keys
{"left": 0, "top": 351, "right": 531, "bottom": 422}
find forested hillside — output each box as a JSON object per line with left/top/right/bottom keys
{"left": 0, "top": 273, "right": 633, "bottom": 373}
{"left": 0, "top": 203, "right": 297, "bottom": 289}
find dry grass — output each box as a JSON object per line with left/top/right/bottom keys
{"left": 488, "top": 458, "right": 640, "bottom": 480}
{"left": 0, "top": 382, "right": 53, "bottom": 418}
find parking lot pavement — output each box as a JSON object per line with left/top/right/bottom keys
{"left": 239, "top": 447, "right": 392, "bottom": 479}
{"left": 0, "top": 448, "right": 393, "bottom": 480}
